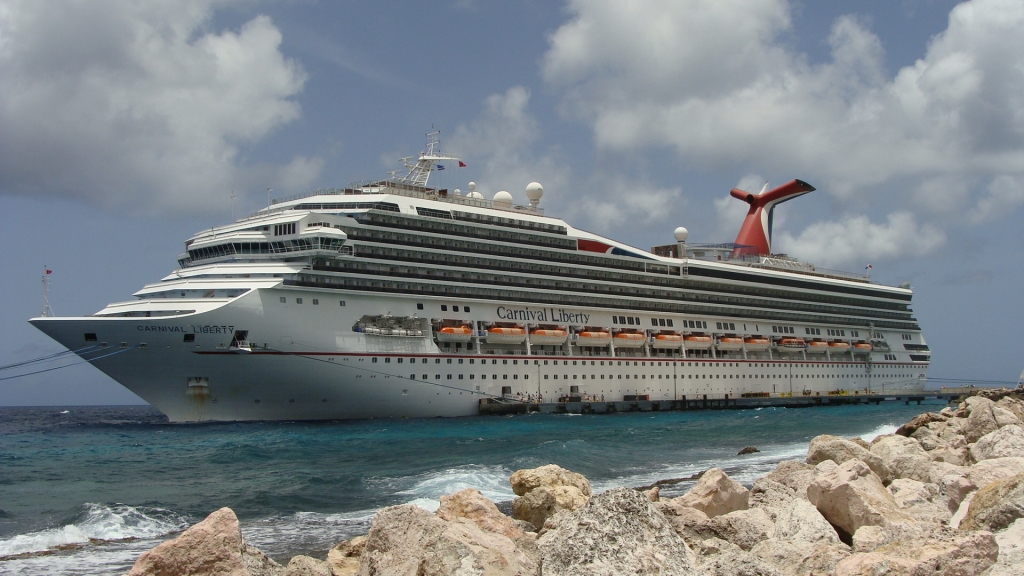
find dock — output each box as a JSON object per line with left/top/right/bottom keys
{"left": 478, "top": 389, "right": 969, "bottom": 416}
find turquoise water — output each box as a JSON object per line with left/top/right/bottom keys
{"left": 0, "top": 400, "right": 945, "bottom": 574}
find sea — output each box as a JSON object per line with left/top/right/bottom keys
{"left": 0, "top": 399, "right": 947, "bottom": 575}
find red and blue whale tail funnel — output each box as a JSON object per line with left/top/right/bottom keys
{"left": 730, "top": 179, "right": 815, "bottom": 257}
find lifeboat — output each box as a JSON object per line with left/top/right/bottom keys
{"left": 436, "top": 325, "right": 473, "bottom": 343}
{"left": 485, "top": 326, "right": 526, "bottom": 345}
{"left": 807, "top": 340, "right": 829, "bottom": 354}
{"left": 776, "top": 337, "right": 807, "bottom": 350}
{"left": 853, "top": 342, "right": 873, "bottom": 354}
{"left": 529, "top": 328, "right": 568, "bottom": 346}
{"left": 652, "top": 333, "right": 682, "bottom": 349}
{"left": 717, "top": 336, "right": 744, "bottom": 351}
{"left": 577, "top": 330, "right": 612, "bottom": 346}
{"left": 613, "top": 331, "right": 646, "bottom": 348}
{"left": 743, "top": 337, "right": 770, "bottom": 351}
{"left": 828, "top": 341, "right": 851, "bottom": 352}
{"left": 683, "top": 335, "right": 713, "bottom": 350}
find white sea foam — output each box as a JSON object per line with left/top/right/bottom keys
{"left": 859, "top": 423, "right": 900, "bottom": 443}
{"left": 396, "top": 464, "right": 517, "bottom": 506}
{"left": 0, "top": 503, "right": 188, "bottom": 558}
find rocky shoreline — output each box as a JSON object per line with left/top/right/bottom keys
{"left": 127, "top": 388, "right": 1024, "bottom": 575}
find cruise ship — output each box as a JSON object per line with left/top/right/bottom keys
{"left": 30, "top": 134, "right": 930, "bottom": 422}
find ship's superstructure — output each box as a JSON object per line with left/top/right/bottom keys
{"left": 31, "top": 134, "right": 929, "bottom": 422}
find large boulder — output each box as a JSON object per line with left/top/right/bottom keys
{"left": 750, "top": 539, "right": 850, "bottom": 576}
{"left": 807, "top": 435, "right": 890, "bottom": 483}
{"left": 985, "top": 518, "right": 1024, "bottom": 576}
{"left": 695, "top": 537, "right": 782, "bottom": 576}
{"left": 128, "top": 507, "right": 282, "bottom": 576}
{"left": 356, "top": 504, "right": 538, "bottom": 576}
{"left": 996, "top": 396, "right": 1024, "bottom": 422}
{"left": 283, "top": 556, "right": 331, "bottom": 576}
{"left": 963, "top": 397, "right": 1020, "bottom": 443}
{"left": 436, "top": 488, "right": 524, "bottom": 540}
{"left": 537, "top": 487, "right": 696, "bottom": 576}
{"left": 748, "top": 478, "right": 796, "bottom": 521}
{"left": 806, "top": 459, "right": 918, "bottom": 542}
{"left": 762, "top": 460, "right": 816, "bottom": 499}
{"left": 509, "top": 465, "right": 590, "bottom": 530}
{"left": 965, "top": 456, "right": 1024, "bottom": 489}
{"left": 676, "top": 468, "right": 749, "bottom": 518}
{"left": 869, "top": 435, "right": 931, "bottom": 483}
{"left": 701, "top": 507, "right": 774, "bottom": 551}
{"left": 326, "top": 536, "right": 365, "bottom": 576}
{"left": 833, "top": 527, "right": 998, "bottom": 576}
{"left": 969, "top": 424, "right": 1024, "bottom": 462}
{"left": 960, "top": 473, "right": 1024, "bottom": 532}
{"left": 772, "top": 498, "right": 842, "bottom": 545}
{"left": 654, "top": 499, "right": 711, "bottom": 548}
{"left": 887, "top": 478, "right": 952, "bottom": 525}
{"left": 896, "top": 412, "right": 948, "bottom": 437}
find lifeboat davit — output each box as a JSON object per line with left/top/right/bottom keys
{"left": 683, "top": 335, "right": 713, "bottom": 350}
{"left": 777, "top": 337, "right": 807, "bottom": 350}
{"left": 436, "top": 325, "right": 473, "bottom": 343}
{"left": 613, "top": 331, "right": 646, "bottom": 348}
{"left": 853, "top": 342, "right": 873, "bottom": 354}
{"left": 485, "top": 326, "right": 527, "bottom": 345}
{"left": 577, "top": 330, "right": 612, "bottom": 346}
{"left": 529, "top": 328, "right": 568, "bottom": 346}
{"left": 807, "top": 340, "right": 829, "bottom": 354}
{"left": 828, "top": 341, "right": 851, "bottom": 351}
{"left": 743, "top": 337, "right": 770, "bottom": 351}
{"left": 717, "top": 336, "right": 744, "bottom": 351}
{"left": 652, "top": 333, "right": 682, "bottom": 349}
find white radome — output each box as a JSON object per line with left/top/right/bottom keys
{"left": 525, "top": 182, "right": 544, "bottom": 202}
{"left": 674, "top": 227, "right": 689, "bottom": 242}
{"left": 493, "top": 190, "right": 513, "bottom": 208}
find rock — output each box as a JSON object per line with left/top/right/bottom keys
{"left": 851, "top": 525, "right": 889, "bottom": 553}
{"left": 655, "top": 499, "right": 711, "bottom": 548}
{"left": 327, "top": 536, "right": 365, "bottom": 576}
{"left": 869, "top": 435, "right": 931, "bottom": 483}
{"left": 807, "top": 434, "right": 890, "bottom": 483}
{"left": 643, "top": 486, "right": 660, "bottom": 502}
{"left": 537, "top": 487, "right": 696, "bottom": 576}
{"left": 834, "top": 527, "right": 998, "bottom": 576}
{"left": 772, "top": 498, "right": 841, "bottom": 545}
{"left": 950, "top": 492, "right": 976, "bottom": 530}
{"left": 887, "top": 478, "right": 952, "bottom": 525}
{"left": 676, "top": 468, "right": 749, "bottom": 519}
{"left": 939, "top": 474, "right": 976, "bottom": 512}
{"left": 748, "top": 478, "right": 796, "bottom": 521}
{"left": 695, "top": 537, "right": 782, "bottom": 576}
{"left": 969, "top": 424, "right": 1024, "bottom": 462}
{"left": 910, "top": 426, "right": 941, "bottom": 451}
{"left": 357, "top": 503, "right": 538, "bottom": 576}
{"left": 965, "top": 456, "right": 1024, "bottom": 489}
{"left": 509, "top": 465, "right": 590, "bottom": 530}
{"left": 806, "top": 459, "right": 918, "bottom": 542}
{"left": 985, "top": 518, "right": 1024, "bottom": 576}
{"left": 509, "top": 464, "right": 591, "bottom": 497}
{"left": 436, "top": 488, "right": 523, "bottom": 540}
{"left": 737, "top": 446, "right": 760, "bottom": 455}
{"left": 762, "top": 460, "right": 816, "bottom": 499}
{"left": 896, "top": 411, "right": 948, "bottom": 437}
{"left": 996, "top": 396, "right": 1024, "bottom": 423}
{"left": 128, "top": 507, "right": 282, "bottom": 576}
{"left": 960, "top": 473, "right": 1024, "bottom": 532}
{"left": 702, "top": 507, "right": 774, "bottom": 551}
{"left": 929, "top": 446, "right": 969, "bottom": 466}
{"left": 848, "top": 437, "right": 871, "bottom": 449}
{"left": 963, "top": 397, "right": 1002, "bottom": 442}
{"left": 284, "top": 556, "right": 332, "bottom": 576}
{"left": 750, "top": 539, "right": 850, "bottom": 576}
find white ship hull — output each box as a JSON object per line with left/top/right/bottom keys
{"left": 31, "top": 288, "right": 928, "bottom": 423}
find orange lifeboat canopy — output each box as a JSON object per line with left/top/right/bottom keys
{"left": 614, "top": 331, "right": 646, "bottom": 348}
{"left": 717, "top": 336, "right": 744, "bottom": 351}
{"left": 436, "top": 325, "right": 473, "bottom": 342}
{"left": 652, "top": 333, "right": 682, "bottom": 348}
{"left": 683, "top": 335, "right": 713, "bottom": 349}
{"left": 529, "top": 328, "right": 568, "bottom": 345}
{"left": 807, "top": 340, "right": 829, "bottom": 353}
{"left": 778, "top": 337, "right": 806, "bottom": 348}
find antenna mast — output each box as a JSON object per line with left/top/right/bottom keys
{"left": 41, "top": 267, "right": 54, "bottom": 317}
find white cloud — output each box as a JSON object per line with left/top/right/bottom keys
{"left": 543, "top": 0, "right": 1024, "bottom": 235}
{"left": 0, "top": 0, "right": 314, "bottom": 214}
{"left": 774, "top": 212, "right": 946, "bottom": 268}
{"left": 449, "top": 86, "right": 571, "bottom": 205}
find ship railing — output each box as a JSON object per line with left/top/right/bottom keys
{"left": 684, "top": 244, "right": 871, "bottom": 283}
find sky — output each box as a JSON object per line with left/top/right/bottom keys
{"left": 2, "top": 0, "right": 1023, "bottom": 405}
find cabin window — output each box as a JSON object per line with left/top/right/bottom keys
{"left": 296, "top": 298, "right": 303, "bottom": 304}
{"left": 464, "top": 306, "right": 470, "bottom": 312}
{"left": 441, "top": 305, "right": 448, "bottom": 311}
{"left": 453, "top": 306, "right": 459, "bottom": 312}
{"left": 417, "top": 303, "right": 424, "bottom": 310}
{"left": 339, "top": 301, "right": 346, "bottom": 306}
{"left": 183, "top": 334, "right": 195, "bottom": 343}
{"left": 84, "top": 333, "right": 97, "bottom": 342}
{"left": 279, "top": 297, "right": 286, "bottom": 303}
{"left": 667, "top": 319, "right": 673, "bottom": 327}
{"left": 312, "top": 299, "right": 319, "bottom": 305}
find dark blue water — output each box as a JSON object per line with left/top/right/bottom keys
{"left": 0, "top": 400, "right": 946, "bottom": 574}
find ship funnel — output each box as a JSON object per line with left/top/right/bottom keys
{"left": 730, "top": 179, "right": 815, "bottom": 257}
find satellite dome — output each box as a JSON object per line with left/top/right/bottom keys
{"left": 453, "top": 188, "right": 461, "bottom": 196}
{"left": 525, "top": 182, "right": 544, "bottom": 202}
{"left": 468, "top": 191, "right": 484, "bottom": 199}
{"left": 674, "top": 227, "right": 689, "bottom": 242}
{"left": 468, "top": 182, "right": 476, "bottom": 191}
{"left": 493, "top": 190, "right": 513, "bottom": 208}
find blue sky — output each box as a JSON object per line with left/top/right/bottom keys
{"left": 2, "top": 0, "right": 1022, "bottom": 405}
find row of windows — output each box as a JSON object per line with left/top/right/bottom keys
{"left": 614, "top": 316, "right": 643, "bottom": 325}
{"left": 183, "top": 236, "right": 343, "bottom": 266}
{"left": 369, "top": 356, "right": 903, "bottom": 369}
{"left": 354, "top": 211, "right": 579, "bottom": 251}
{"left": 828, "top": 329, "right": 858, "bottom": 337}
{"left": 404, "top": 371, "right": 907, "bottom": 382}
{"left": 338, "top": 237, "right": 911, "bottom": 315}
{"left": 274, "top": 222, "right": 297, "bottom": 236}
{"left": 290, "top": 274, "right": 921, "bottom": 331}
{"left": 806, "top": 328, "right": 821, "bottom": 335}
{"left": 717, "top": 322, "right": 736, "bottom": 331}
{"left": 320, "top": 258, "right": 914, "bottom": 327}
{"left": 277, "top": 296, "right": 346, "bottom": 306}
{"left": 772, "top": 326, "right": 795, "bottom": 334}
